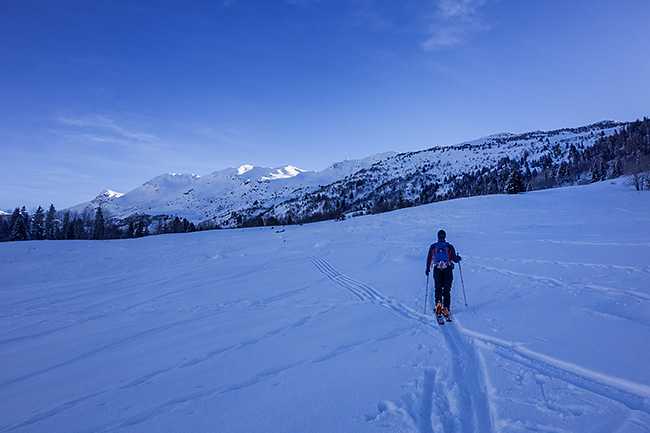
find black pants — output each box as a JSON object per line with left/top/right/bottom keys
{"left": 434, "top": 266, "right": 453, "bottom": 310}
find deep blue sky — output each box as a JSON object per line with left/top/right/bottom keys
{"left": 2, "top": 0, "right": 649, "bottom": 210}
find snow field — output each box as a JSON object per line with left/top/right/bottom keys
{"left": 1, "top": 179, "right": 649, "bottom": 432}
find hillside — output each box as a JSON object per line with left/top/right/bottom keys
{"left": 264, "top": 120, "right": 628, "bottom": 224}
{"left": 72, "top": 120, "right": 630, "bottom": 229}
{"left": 71, "top": 153, "right": 398, "bottom": 226}
{"left": 2, "top": 180, "right": 649, "bottom": 432}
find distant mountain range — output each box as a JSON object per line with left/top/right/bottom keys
{"left": 71, "top": 120, "right": 631, "bottom": 228}
{"left": 70, "top": 152, "right": 399, "bottom": 226}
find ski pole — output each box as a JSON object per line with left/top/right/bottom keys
{"left": 458, "top": 261, "right": 468, "bottom": 306}
{"left": 424, "top": 273, "right": 430, "bottom": 314}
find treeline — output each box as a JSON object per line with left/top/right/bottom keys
{"left": 583, "top": 117, "right": 650, "bottom": 190}
{"left": 436, "top": 118, "right": 650, "bottom": 198}
{"left": 0, "top": 205, "right": 199, "bottom": 243}
{"left": 436, "top": 118, "right": 649, "bottom": 199}
{"left": 514, "top": 116, "right": 650, "bottom": 192}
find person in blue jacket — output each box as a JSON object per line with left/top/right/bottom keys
{"left": 425, "top": 230, "right": 461, "bottom": 315}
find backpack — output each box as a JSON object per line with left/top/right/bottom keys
{"left": 432, "top": 241, "right": 452, "bottom": 269}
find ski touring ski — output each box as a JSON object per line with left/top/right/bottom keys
{"left": 443, "top": 312, "right": 452, "bottom": 322}
{"left": 436, "top": 314, "right": 446, "bottom": 325}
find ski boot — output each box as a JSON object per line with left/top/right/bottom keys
{"left": 435, "top": 303, "right": 445, "bottom": 324}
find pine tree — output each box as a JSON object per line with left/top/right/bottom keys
{"left": 589, "top": 160, "right": 602, "bottom": 183}
{"left": 94, "top": 207, "right": 105, "bottom": 240}
{"left": 599, "top": 160, "right": 608, "bottom": 180}
{"left": 10, "top": 207, "right": 30, "bottom": 241}
{"left": 72, "top": 217, "right": 85, "bottom": 239}
{"left": 32, "top": 206, "right": 45, "bottom": 240}
{"left": 45, "top": 204, "right": 57, "bottom": 239}
{"left": 11, "top": 219, "right": 29, "bottom": 241}
{"left": 610, "top": 159, "right": 623, "bottom": 179}
{"left": 20, "top": 207, "right": 31, "bottom": 238}
{"left": 67, "top": 219, "right": 77, "bottom": 240}
{"left": 135, "top": 221, "right": 145, "bottom": 238}
{"left": 505, "top": 169, "right": 525, "bottom": 194}
{"left": 171, "top": 217, "right": 181, "bottom": 233}
{"left": 0, "top": 217, "right": 9, "bottom": 241}
{"left": 556, "top": 161, "right": 570, "bottom": 184}
{"left": 62, "top": 212, "right": 72, "bottom": 240}
{"left": 9, "top": 208, "right": 20, "bottom": 232}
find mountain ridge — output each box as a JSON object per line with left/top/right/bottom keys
{"left": 71, "top": 120, "right": 631, "bottom": 228}
{"left": 71, "top": 151, "right": 400, "bottom": 224}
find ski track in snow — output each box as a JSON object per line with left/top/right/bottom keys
{"left": 456, "top": 259, "right": 650, "bottom": 419}
{"left": 0, "top": 309, "right": 230, "bottom": 390}
{"left": 309, "top": 256, "right": 425, "bottom": 324}
{"left": 473, "top": 255, "right": 650, "bottom": 277}
{"left": 460, "top": 328, "right": 650, "bottom": 415}
{"left": 93, "top": 328, "right": 410, "bottom": 433}
{"left": 471, "top": 263, "right": 650, "bottom": 303}
{"left": 310, "top": 256, "right": 495, "bottom": 433}
{"left": 438, "top": 321, "right": 494, "bottom": 433}
{"left": 3, "top": 311, "right": 409, "bottom": 432}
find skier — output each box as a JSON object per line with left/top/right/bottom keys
{"left": 425, "top": 230, "right": 461, "bottom": 317}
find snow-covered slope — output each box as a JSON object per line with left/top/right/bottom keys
{"left": 74, "top": 152, "right": 398, "bottom": 223}
{"left": 267, "top": 120, "right": 625, "bottom": 221}
{"left": 2, "top": 180, "right": 649, "bottom": 432}
{"left": 72, "top": 121, "right": 625, "bottom": 226}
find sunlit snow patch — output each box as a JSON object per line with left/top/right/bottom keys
{"left": 261, "top": 165, "right": 306, "bottom": 180}
{"left": 237, "top": 165, "right": 254, "bottom": 175}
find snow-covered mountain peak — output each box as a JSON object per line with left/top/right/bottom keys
{"left": 144, "top": 173, "right": 200, "bottom": 188}
{"left": 67, "top": 188, "right": 125, "bottom": 214}
{"left": 99, "top": 189, "right": 124, "bottom": 200}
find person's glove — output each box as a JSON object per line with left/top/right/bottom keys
{"left": 425, "top": 270, "right": 429, "bottom": 276}
{"left": 457, "top": 254, "right": 462, "bottom": 262}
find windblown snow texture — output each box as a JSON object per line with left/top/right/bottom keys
{"left": 2, "top": 179, "right": 649, "bottom": 432}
